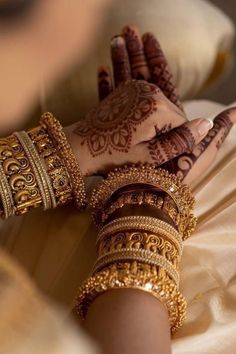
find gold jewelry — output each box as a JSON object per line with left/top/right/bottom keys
{"left": 15, "top": 131, "right": 56, "bottom": 210}
{"left": 99, "top": 190, "right": 182, "bottom": 231}
{"left": 74, "top": 261, "right": 187, "bottom": 334}
{"left": 93, "top": 249, "right": 180, "bottom": 286}
{"left": 97, "top": 216, "right": 183, "bottom": 254}
{"left": 28, "top": 126, "right": 73, "bottom": 207}
{"left": 0, "top": 133, "right": 42, "bottom": 215}
{"left": 90, "top": 164, "right": 196, "bottom": 239}
{"left": 0, "top": 162, "right": 14, "bottom": 218}
{"left": 40, "top": 112, "right": 86, "bottom": 209}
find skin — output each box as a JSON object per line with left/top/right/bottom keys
{"left": 73, "top": 26, "right": 236, "bottom": 354}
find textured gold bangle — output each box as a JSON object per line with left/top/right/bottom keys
{"left": 74, "top": 261, "right": 187, "bottom": 334}
{"left": 97, "top": 229, "right": 180, "bottom": 262}
{"left": 0, "top": 133, "right": 42, "bottom": 215}
{"left": 93, "top": 249, "right": 180, "bottom": 286}
{"left": 90, "top": 164, "right": 197, "bottom": 238}
{"left": 97, "top": 216, "right": 183, "bottom": 254}
{"left": 0, "top": 163, "right": 14, "bottom": 218}
{"left": 28, "top": 126, "right": 73, "bottom": 207}
{"left": 40, "top": 112, "right": 86, "bottom": 209}
{"left": 99, "top": 190, "right": 182, "bottom": 232}
{"left": 15, "top": 131, "right": 56, "bottom": 210}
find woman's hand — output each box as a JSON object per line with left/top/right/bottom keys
{"left": 97, "top": 25, "right": 236, "bottom": 186}
{"left": 64, "top": 80, "right": 212, "bottom": 176}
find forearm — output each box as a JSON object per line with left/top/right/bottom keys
{"left": 85, "top": 289, "right": 171, "bottom": 354}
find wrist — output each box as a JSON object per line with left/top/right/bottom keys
{"left": 63, "top": 125, "right": 94, "bottom": 177}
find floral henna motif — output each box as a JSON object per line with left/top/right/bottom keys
{"left": 74, "top": 81, "right": 158, "bottom": 157}
{"left": 163, "top": 108, "right": 234, "bottom": 180}
{"left": 143, "top": 33, "right": 183, "bottom": 112}
{"left": 123, "top": 26, "right": 150, "bottom": 80}
{"left": 148, "top": 126, "right": 196, "bottom": 165}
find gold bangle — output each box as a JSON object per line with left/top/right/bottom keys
{"left": 0, "top": 163, "right": 14, "bottom": 218}
{"left": 40, "top": 112, "right": 86, "bottom": 209}
{"left": 97, "top": 216, "right": 183, "bottom": 254}
{"left": 74, "top": 261, "right": 187, "bottom": 334}
{"left": 0, "top": 133, "right": 42, "bottom": 215}
{"left": 28, "top": 126, "right": 73, "bottom": 207}
{"left": 90, "top": 164, "right": 196, "bottom": 238}
{"left": 97, "top": 229, "right": 180, "bottom": 263}
{"left": 99, "top": 190, "right": 183, "bottom": 233}
{"left": 93, "top": 249, "right": 180, "bottom": 286}
{"left": 15, "top": 131, "right": 56, "bottom": 210}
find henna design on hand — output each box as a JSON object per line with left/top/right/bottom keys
{"left": 98, "top": 66, "right": 113, "bottom": 101}
{"left": 142, "top": 33, "right": 183, "bottom": 112}
{"left": 111, "top": 36, "right": 131, "bottom": 87}
{"left": 148, "top": 126, "right": 196, "bottom": 165}
{"left": 74, "top": 81, "right": 158, "bottom": 157}
{"left": 123, "top": 26, "right": 150, "bottom": 80}
{"left": 162, "top": 108, "right": 234, "bottom": 180}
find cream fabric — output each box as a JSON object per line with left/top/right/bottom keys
{"left": 44, "top": 0, "right": 234, "bottom": 126}
{"left": 1, "top": 100, "right": 236, "bottom": 353}
{"left": 0, "top": 248, "right": 98, "bottom": 354}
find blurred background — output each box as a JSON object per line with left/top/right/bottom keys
{"left": 205, "top": 0, "right": 236, "bottom": 103}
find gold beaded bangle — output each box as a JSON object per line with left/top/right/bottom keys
{"left": 15, "top": 131, "right": 56, "bottom": 210}
{"left": 74, "top": 261, "right": 187, "bottom": 334}
{"left": 0, "top": 163, "right": 14, "bottom": 218}
{"left": 99, "top": 190, "right": 182, "bottom": 233}
{"left": 97, "top": 216, "right": 183, "bottom": 254}
{"left": 90, "top": 164, "right": 197, "bottom": 238}
{"left": 93, "top": 249, "right": 180, "bottom": 286}
{"left": 28, "top": 126, "right": 73, "bottom": 207}
{"left": 40, "top": 112, "right": 86, "bottom": 209}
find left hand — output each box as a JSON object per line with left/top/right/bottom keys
{"left": 96, "top": 25, "right": 236, "bottom": 187}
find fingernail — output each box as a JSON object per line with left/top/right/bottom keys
{"left": 111, "top": 36, "right": 125, "bottom": 47}
{"left": 198, "top": 119, "right": 213, "bottom": 136}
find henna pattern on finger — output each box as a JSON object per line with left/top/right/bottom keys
{"left": 143, "top": 33, "right": 183, "bottom": 112}
{"left": 162, "top": 108, "right": 234, "bottom": 180}
{"left": 123, "top": 26, "right": 150, "bottom": 80}
{"left": 111, "top": 36, "right": 131, "bottom": 86}
{"left": 148, "top": 126, "right": 196, "bottom": 165}
{"left": 74, "top": 81, "right": 159, "bottom": 157}
{"left": 98, "top": 66, "right": 113, "bottom": 101}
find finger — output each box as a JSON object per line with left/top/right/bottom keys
{"left": 162, "top": 107, "right": 236, "bottom": 185}
{"left": 97, "top": 65, "right": 113, "bottom": 101}
{"left": 146, "top": 118, "right": 213, "bottom": 165}
{"left": 122, "top": 25, "right": 151, "bottom": 80}
{"left": 142, "top": 32, "right": 184, "bottom": 113}
{"left": 111, "top": 36, "right": 131, "bottom": 87}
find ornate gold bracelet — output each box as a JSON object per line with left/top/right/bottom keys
{"left": 40, "top": 112, "right": 86, "bottom": 209}
{"left": 93, "top": 249, "right": 180, "bottom": 286}
{"left": 74, "top": 261, "right": 187, "bottom": 334}
{"left": 90, "top": 164, "right": 197, "bottom": 239}
{"left": 0, "top": 133, "right": 42, "bottom": 216}
{"left": 28, "top": 125, "right": 73, "bottom": 207}
{"left": 97, "top": 216, "right": 183, "bottom": 254}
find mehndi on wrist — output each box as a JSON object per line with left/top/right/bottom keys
{"left": 0, "top": 112, "right": 86, "bottom": 218}
{"left": 74, "top": 164, "right": 197, "bottom": 334}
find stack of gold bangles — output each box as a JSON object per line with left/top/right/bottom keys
{"left": 0, "top": 112, "right": 86, "bottom": 218}
{"left": 74, "top": 164, "right": 197, "bottom": 334}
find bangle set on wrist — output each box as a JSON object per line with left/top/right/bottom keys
{"left": 0, "top": 112, "right": 86, "bottom": 218}
{"left": 74, "top": 164, "right": 197, "bottom": 334}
